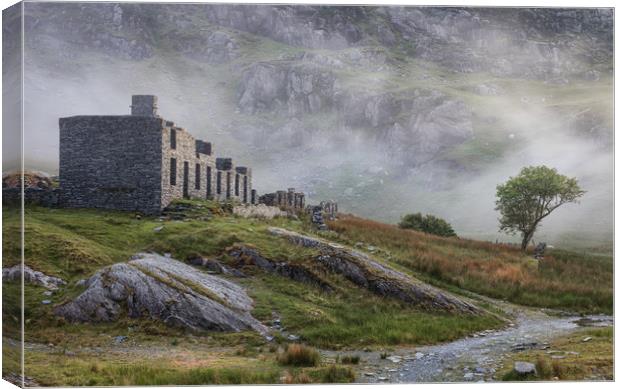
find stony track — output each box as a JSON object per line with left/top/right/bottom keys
{"left": 351, "top": 306, "right": 612, "bottom": 383}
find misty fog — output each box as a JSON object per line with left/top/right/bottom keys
{"left": 5, "top": 3, "right": 613, "bottom": 250}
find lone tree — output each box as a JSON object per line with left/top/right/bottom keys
{"left": 495, "top": 166, "right": 585, "bottom": 251}
{"left": 399, "top": 212, "right": 457, "bottom": 237}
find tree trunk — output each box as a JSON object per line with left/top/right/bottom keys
{"left": 521, "top": 230, "right": 534, "bottom": 251}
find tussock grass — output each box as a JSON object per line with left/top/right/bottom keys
{"left": 281, "top": 370, "right": 312, "bottom": 384}
{"left": 310, "top": 365, "right": 356, "bottom": 383}
{"left": 280, "top": 365, "right": 355, "bottom": 384}
{"left": 328, "top": 215, "right": 612, "bottom": 313}
{"left": 277, "top": 344, "right": 321, "bottom": 367}
{"left": 340, "top": 354, "right": 361, "bottom": 364}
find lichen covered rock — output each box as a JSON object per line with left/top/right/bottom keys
{"left": 54, "top": 253, "right": 269, "bottom": 335}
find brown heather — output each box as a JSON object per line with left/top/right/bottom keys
{"left": 328, "top": 215, "right": 612, "bottom": 313}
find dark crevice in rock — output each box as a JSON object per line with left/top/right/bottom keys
{"left": 225, "top": 244, "right": 333, "bottom": 292}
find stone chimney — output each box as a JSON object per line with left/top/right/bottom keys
{"left": 131, "top": 95, "right": 159, "bottom": 117}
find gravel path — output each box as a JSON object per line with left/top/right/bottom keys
{"left": 354, "top": 308, "right": 612, "bottom": 383}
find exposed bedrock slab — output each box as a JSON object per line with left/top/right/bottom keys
{"left": 54, "top": 253, "right": 269, "bottom": 335}
{"left": 267, "top": 227, "right": 480, "bottom": 314}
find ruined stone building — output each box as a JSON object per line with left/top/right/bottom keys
{"left": 259, "top": 188, "right": 305, "bottom": 210}
{"left": 59, "top": 95, "right": 254, "bottom": 214}
{"left": 319, "top": 200, "right": 338, "bottom": 220}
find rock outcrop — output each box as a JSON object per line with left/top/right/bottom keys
{"left": 226, "top": 245, "right": 332, "bottom": 292}
{"left": 170, "top": 30, "right": 239, "bottom": 64}
{"left": 2, "top": 265, "right": 66, "bottom": 290}
{"left": 237, "top": 62, "right": 337, "bottom": 115}
{"left": 202, "top": 4, "right": 363, "bottom": 49}
{"left": 54, "top": 253, "right": 269, "bottom": 335}
{"left": 341, "top": 90, "right": 473, "bottom": 164}
{"left": 25, "top": 3, "right": 154, "bottom": 60}
{"left": 268, "top": 227, "right": 479, "bottom": 314}
{"left": 188, "top": 256, "right": 246, "bottom": 277}
{"left": 24, "top": 4, "right": 612, "bottom": 76}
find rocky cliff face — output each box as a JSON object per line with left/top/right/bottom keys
{"left": 25, "top": 3, "right": 156, "bottom": 60}
{"left": 24, "top": 4, "right": 612, "bottom": 75}
{"left": 201, "top": 4, "right": 365, "bottom": 49}
{"left": 237, "top": 62, "right": 337, "bottom": 115}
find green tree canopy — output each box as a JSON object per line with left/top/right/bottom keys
{"left": 398, "top": 212, "right": 457, "bottom": 237}
{"left": 495, "top": 165, "right": 585, "bottom": 251}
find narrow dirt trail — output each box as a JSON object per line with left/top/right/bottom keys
{"left": 351, "top": 306, "right": 612, "bottom": 383}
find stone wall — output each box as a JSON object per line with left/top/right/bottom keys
{"left": 161, "top": 123, "right": 216, "bottom": 209}
{"left": 235, "top": 166, "right": 252, "bottom": 204}
{"left": 59, "top": 115, "right": 164, "bottom": 214}
{"left": 215, "top": 157, "right": 235, "bottom": 202}
{"left": 259, "top": 187, "right": 305, "bottom": 210}
{"left": 319, "top": 200, "right": 338, "bottom": 220}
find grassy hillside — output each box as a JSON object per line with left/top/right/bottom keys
{"left": 2, "top": 201, "right": 613, "bottom": 385}
{"left": 3, "top": 202, "right": 502, "bottom": 347}
{"left": 328, "top": 215, "right": 612, "bottom": 313}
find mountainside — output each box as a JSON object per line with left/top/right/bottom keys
{"left": 11, "top": 3, "right": 614, "bottom": 248}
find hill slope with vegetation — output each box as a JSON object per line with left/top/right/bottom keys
{"left": 2, "top": 201, "right": 613, "bottom": 385}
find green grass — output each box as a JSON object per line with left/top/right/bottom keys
{"left": 16, "top": 340, "right": 357, "bottom": 386}
{"left": 308, "top": 365, "right": 356, "bottom": 383}
{"left": 3, "top": 202, "right": 503, "bottom": 353}
{"left": 499, "top": 327, "right": 613, "bottom": 381}
{"left": 3, "top": 203, "right": 315, "bottom": 282}
{"left": 247, "top": 273, "right": 501, "bottom": 349}
{"left": 4, "top": 200, "right": 610, "bottom": 385}
{"left": 22, "top": 349, "right": 281, "bottom": 386}
{"left": 339, "top": 354, "right": 361, "bottom": 364}
{"left": 2, "top": 338, "right": 22, "bottom": 380}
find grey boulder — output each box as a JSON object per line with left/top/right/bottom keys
{"left": 54, "top": 253, "right": 269, "bottom": 335}
{"left": 513, "top": 361, "right": 537, "bottom": 376}
{"left": 2, "top": 264, "right": 66, "bottom": 290}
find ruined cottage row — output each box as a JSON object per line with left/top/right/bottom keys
{"left": 58, "top": 95, "right": 305, "bottom": 214}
